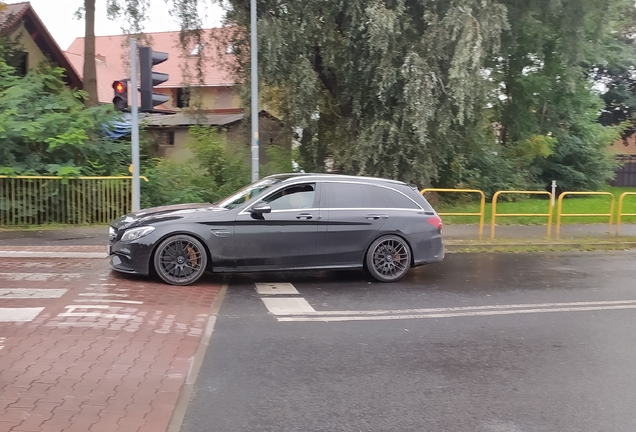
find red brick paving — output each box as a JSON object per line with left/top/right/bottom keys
{"left": 0, "top": 258, "right": 222, "bottom": 432}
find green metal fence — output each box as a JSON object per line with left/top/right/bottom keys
{"left": 0, "top": 176, "right": 139, "bottom": 226}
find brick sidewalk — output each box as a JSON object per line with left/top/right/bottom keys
{"left": 0, "top": 258, "right": 223, "bottom": 432}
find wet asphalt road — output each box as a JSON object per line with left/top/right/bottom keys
{"left": 180, "top": 251, "right": 636, "bottom": 432}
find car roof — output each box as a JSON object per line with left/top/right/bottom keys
{"left": 264, "top": 173, "right": 407, "bottom": 186}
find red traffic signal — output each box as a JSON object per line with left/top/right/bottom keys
{"left": 112, "top": 79, "right": 129, "bottom": 111}
{"left": 113, "top": 80, "right": 126, "bottom": 94}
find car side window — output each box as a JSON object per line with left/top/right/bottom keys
{"left": 264, "top": 184, "right": 316, "bottom": 210}
{"left": 325, "top": 183, "right": 390, "bottom": 208}
{"left": 381, "top": 188, "right": 422, "bottom": 210}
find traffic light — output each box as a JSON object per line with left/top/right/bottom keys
{"left": 139, "top": 46, "right": 169, "bottom": 112}
{"left": 112, "top": 79, "right": 128, "bottom": 111}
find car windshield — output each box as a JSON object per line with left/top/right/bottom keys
{"left": 214, "top": 178, "right": 282, "bottom": 209}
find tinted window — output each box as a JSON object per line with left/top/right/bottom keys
{"left": 265, "top": 184, "right": 316, "bottom": 210}
{"left": 325, "top": 183, "right": 391, "bottom": 209}
{"left": 381, "top": 188, "right": 422, "bottom": 210}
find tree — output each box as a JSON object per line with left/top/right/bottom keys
{"left": 83, "top": 0, "right": 98, "bottom": 106}
{"left": 485, "top": 0, "right": 631, "bottom": 191}
{"left": 0, "top": 57, "right": 123, "bottom": 176}
{"left": 224, "top": 0, "right": 509, "bottom": 186}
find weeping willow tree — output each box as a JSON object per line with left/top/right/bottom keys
{"left": 224, "top": 0, "right": 509, "bottom": 186}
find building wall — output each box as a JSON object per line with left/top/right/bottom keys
{"left": 11, "top": 23, "right": 47, "bottom": 70}
{"left": 155, "top": 86, "right": 241, "bottom": 111}
{"left": 147, "top": 116, "right": 292, "bottom": 169}
{"left": 149, "top": 128, "right": 193, "bottom": 163}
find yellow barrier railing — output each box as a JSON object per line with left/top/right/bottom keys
{"left": 491, "top": 191, "right": 553, "bottom": 239}
{"left": 556, "top": 192, "right": 614, "bottom": 238}
{"left": 616, "top": 192, "right": 636, "bottom": 236}
{"left": 0, "top": 176, "right": 148, "bottom": 226}
{"left": 421, "top": 188, "right": 486, "bottom": 239}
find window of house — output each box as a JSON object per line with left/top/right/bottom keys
{"left": 175, "top": 88, "right": 190, "bottom": 108}
{"left": 16, "top": 52, "right": 28, "bottom": 77}
{"left": 167, "top": 130, "right": 175, "bottom": 146}
{"left": 190, "top": 43, "right": 204, "bottom": 56}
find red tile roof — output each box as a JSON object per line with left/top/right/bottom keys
{"left": 0, "top": 2, "right": 29, "bottom": 28}
{"left": 65, "top": 28, "right": 238, "bottom": 104}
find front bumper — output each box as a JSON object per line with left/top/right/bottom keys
{"left": 108, "top": 227, "right": 156, "bottom": 275}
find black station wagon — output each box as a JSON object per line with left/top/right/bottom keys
{"left": 108, "top": 173, "right": 444, "bottom": 285}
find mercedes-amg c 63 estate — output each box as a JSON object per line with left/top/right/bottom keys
{"left": 108, "top": 173, "right": 444, "bottom": 285}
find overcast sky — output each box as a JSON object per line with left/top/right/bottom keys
{"left": 20, "top": 0, "right": 225, "bottom": 50}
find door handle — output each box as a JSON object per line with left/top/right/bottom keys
{"left": 365, "top": 214, "right": 389, "bottom": 220}
{"left": 296, "top": 213, "right": 314, "bottom": 220}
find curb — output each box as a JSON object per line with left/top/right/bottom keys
{"left": 167, "top": 281, "right": 229, "bottom": 432}
{"left": 445, "top": 241, "right": 636, "bottom": 252}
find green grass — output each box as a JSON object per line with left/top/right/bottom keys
{"left": 430, "top": 186, "right": 636, "bottom": 225}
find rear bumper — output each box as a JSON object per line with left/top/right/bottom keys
{"left": 413, "top": 234, "right": 444, "bottom": 267}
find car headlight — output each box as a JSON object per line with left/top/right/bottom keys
{"left": 121, "top": 226, "right": 155, "bottom": 242}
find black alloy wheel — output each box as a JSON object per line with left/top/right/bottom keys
{"left": 153, "top": 234, "right": 208, "bottom": 286}
{"left": 365, "top": 235, "right": 411, "bottom": 282}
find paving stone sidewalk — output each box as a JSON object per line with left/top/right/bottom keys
{"left": 0, "top": 258, "right": 223, "bottom": 432}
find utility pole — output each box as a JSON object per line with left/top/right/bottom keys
{"left": 130, "top": 38, "right": 140, "bottom": 212}
{"left": 250, "top": 0, "right": 259, "bottom": 182}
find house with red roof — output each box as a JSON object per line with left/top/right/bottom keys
{"left": 64, "top": 29, "right": 290, "bottom": 163}
{"left": 0, "top": 2, "right": 82, "bottom": 89}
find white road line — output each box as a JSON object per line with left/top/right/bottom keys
{"left": 72, "top": 299, "right": 143, "bottom": 304}
{"left": 0, "top": 337, "right": 6, "bottom": 350}
{"left": 0, "top": 289, "right": 67, "bottom": 299}
{"left": 79, "top": 293, "right": 129, "bottom": 297}
{"left": 261, "top": 298, "right": 316, "bottom": 315}
{"left": 0, "top": 251, "right": 107, "bottom": 259}
{"left": 278, "top": 304, "right": 636, "bottom": 322}
{"left": 255, "top": 282, "right": 300, "bottom": 295}
{"left": 0, "top": 273, "right": 84, "bottom": 281}
{"left": 0, "top": 307, "right": 45, "bottom": 322}
{"left": 57, "top": 305, "right": 135, "bottom": 320}
{"left": 271, "top": 299, "right": 636, "bottom": 316}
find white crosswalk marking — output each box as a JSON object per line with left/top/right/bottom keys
{"left": 0, "top": 307, "right": 45, "bottom": 322}
{"left": 0, "top": 273, "right": 83, "bottom": 281}
{"left": 255, "top": 282, "right": 299, "bottom": 295}
{"left": 0, "top": 289, "right": 67, "bottom": 299}
{"left": 255, "top": 282, "right": 316, "bottom": 315}
{"left": 0, "top": 251, "right": 107, "bottom": 259}
{"left": 261, "top": 298, "right": 316, "bottom": 314}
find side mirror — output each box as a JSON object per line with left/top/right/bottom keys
{"left": 251, "top": 203, "right": 271, "bottom": 215}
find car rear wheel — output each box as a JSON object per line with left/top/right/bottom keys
{"left": 153, "top": 235, "right": 208, "bottom": 286}
{"left": 365, "top": 235, "right": 411, "bottom": 282}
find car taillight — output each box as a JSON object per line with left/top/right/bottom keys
{"left": 427, "top": 216, "right": 443, "bottom": 230}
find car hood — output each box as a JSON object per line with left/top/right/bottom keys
{"left": 111, "top": 203, "right": 230, "bottom": 230}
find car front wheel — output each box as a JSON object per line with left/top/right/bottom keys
{"left": 365, "top": 235, "right": 411, "bottom": 282}
{"left": 153, "top": 234, "right": 208, "bottom": 286}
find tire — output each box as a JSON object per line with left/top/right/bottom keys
{"left": 365, "top": 235, "right": 411, "bottom": 282}
{"left": 153, "top": 234, "right": 208, "bottom": 286}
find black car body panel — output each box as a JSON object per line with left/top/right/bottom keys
{"left": 108, "top": 174, "right": 444, "bottom": 283}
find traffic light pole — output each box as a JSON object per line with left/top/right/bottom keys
{"left": 250, "top": 0, "right": 259, "bottom": 182}
{"left": 130, "top": 38, "right": 141, "bottom": 212}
